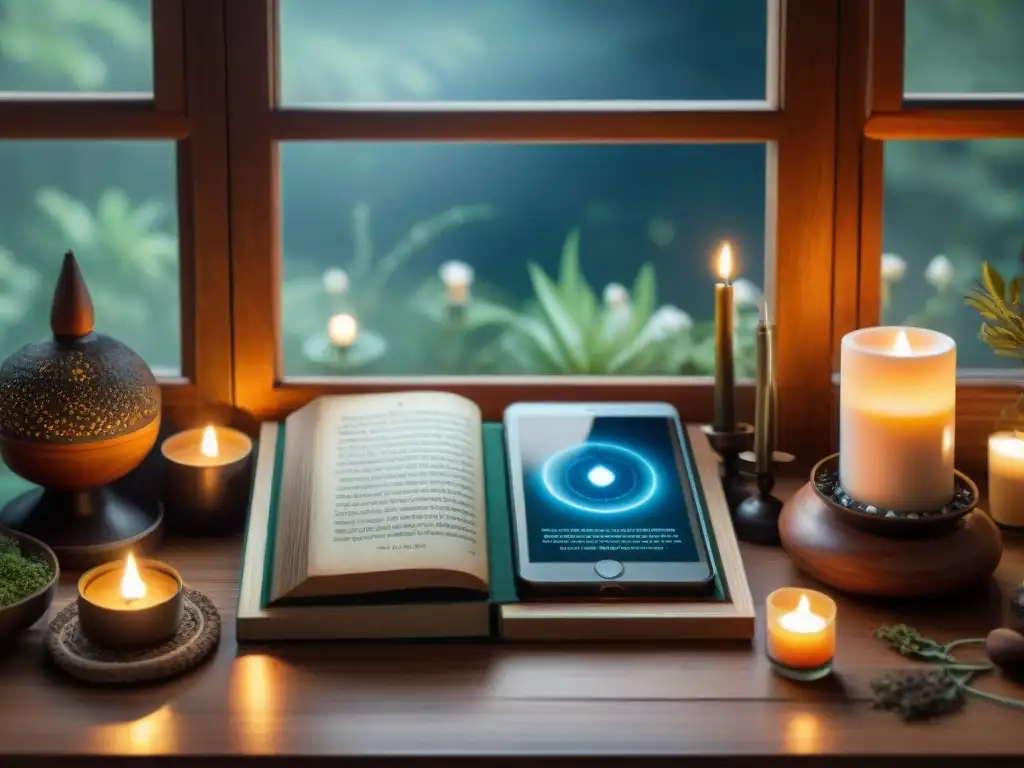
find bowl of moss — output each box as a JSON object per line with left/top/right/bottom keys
{"left": 0, "top": 528, "right": 58, "bottom": 639}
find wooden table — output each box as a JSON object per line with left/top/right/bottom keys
{"left": 3, "top": 480, "right": 1023, "bottom": 766}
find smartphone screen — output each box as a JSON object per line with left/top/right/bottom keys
{"left": 516, "top": 414, "right": 702, "bottom": 564}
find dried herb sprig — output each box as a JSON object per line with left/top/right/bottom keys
{"left": 872, "top": 624, "right": 1024, "bottom": 722}
{"left": 874, "top": 624, "right": 987, "bottom": 666}
{"left": 872, "top": 669, "right": 967, "bottom": 721}
{"left": 0, "top": 534, "right": 54, "bottom": 607}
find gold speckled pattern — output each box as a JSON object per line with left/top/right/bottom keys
{"left": 0, "top": 333, "right": 160, "bottom": 444}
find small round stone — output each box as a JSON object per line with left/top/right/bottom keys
{"left": 865, "top": 505, "right": 878, "bottom": 514}
{"left": 986, "top": 628, "right": 1024, "bottom": 675}
{"left": 885, "top": 511, "right": 897, "bottom": 518}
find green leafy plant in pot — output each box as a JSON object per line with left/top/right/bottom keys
{"left": 965, "top": 261, "right": 1024, "bottom": 430}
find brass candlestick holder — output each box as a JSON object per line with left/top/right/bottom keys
{"left": 735, "top": 449, "right": 795, "bottom": 546}
{"left": 727, "top": 301, "right": 793, "bottom": 546}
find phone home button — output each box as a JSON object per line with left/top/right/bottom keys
{"left": 594, "top": 559, "right": 624, "bottom": 580}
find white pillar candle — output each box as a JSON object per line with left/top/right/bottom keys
{"left": 839, "top": 326, "right": 956, "bottom": 511}
{"left": 988, "top": 432, "right": 1024, "bottom": 528}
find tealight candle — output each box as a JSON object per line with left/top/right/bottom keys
{"left": 839, "top": 326, "right": 956, "bottom": 511}
{"left": 78, "top": 553, "right": 183, "bottom": 649}
{"left": 440, "top": 260, "right": 474, "bottom": 307}
{"left": 766, "top": 588, "right": 836, "bottom": 681}
{"left": 327, "top": 313, "right": 358, "bottom": 349}
{"left": 161, "top": 425, "right": 254, "bottom": 535}
{"left": 988, "top": 431, "right": 1024, "bottom": 529}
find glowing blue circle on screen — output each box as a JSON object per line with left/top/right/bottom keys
{"left": 541, "top": 442, "right": 658, "bottom": 514}
{"left": 587, "top": 465, "right": 616, "bottom": 487}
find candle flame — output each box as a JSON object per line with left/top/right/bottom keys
{"left": 992, "top": 434, "right": 1024, "bottom": 460}
{"left": 200, "top": 425, "right": 219, "bottom": 458}
{"left": 892, "top": 330, "right": 912, "bottom": 356}
{"left": 327, "top": 313, "right": 358, "bottom": 348}
{"left": 777, "top": 593, "right": 828, "bottom": 634}
{"left": 716, "top": 242, "right": 733, "bottom": 282}
{"left": 121, "top": 553, "right": 147, "bottom": 601}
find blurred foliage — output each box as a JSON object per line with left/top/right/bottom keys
{"left": 487, "top": 230, "right": 699, "bottom": 375}
{"left": 0, "top": 0, "right": 149, "bottom": 90}
{"left": 280, "top": 1, "right": 484, "bottom": 103}
{"left": 409, "top": 230, "right": 760, "bottom": 377}
{"left": 280, "top": 205, "right": 491, "bottom": 348}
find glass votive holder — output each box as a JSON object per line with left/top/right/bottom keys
{"left": 765, "top": 587, "right": 837, "bottom": 681}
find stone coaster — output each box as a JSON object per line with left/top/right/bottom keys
{"left": 45, "top": 587, "right": 220, "bottom": 686}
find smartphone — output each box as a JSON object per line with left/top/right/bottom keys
{"left": 504, "top": 402, "right": 715, "bottom": 596}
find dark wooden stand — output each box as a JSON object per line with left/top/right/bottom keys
{"left": 0, "top": 487, "right": 162, "bottom": 570}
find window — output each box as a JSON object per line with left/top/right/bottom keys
{"left": 278, "top": 0, "right": 769, "bottom": 104}
{"left": 227, "top": 0, "right": 838, "bottom": 465}
{"left": 904, "top": 0, "right": 1024, "bottom": 96}
{"left": 0, "top": 140, "right": 179, "bottom": 372}
{"left": 280, "top": 141, "right": 768, "bottom": 379}
{"left": 0, "top": 0, "right": 232, "bottom": 407}
{"left": 0, "top": 0, "right": 153, "bottom": 93}
{"left": 833, "top": 0, "right": 1024, "bottom": 477}
{"left": 881, "top": 139, "right": 1024, "bottom": 371}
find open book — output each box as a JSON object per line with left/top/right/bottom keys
{"left": 270, "top": 391, "right": 490, "bottom": 604}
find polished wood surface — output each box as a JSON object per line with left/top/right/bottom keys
{"left": 1, "top": 477, "right": 1022, "bottom": 765}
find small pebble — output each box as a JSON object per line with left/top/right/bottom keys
{"left": 865, "top": 505, "right": 878, "bottom": 514}
{"left": 885, "top": 511, "right": 897, "bottom": 518}
{"left": 986, "top": 628, "right": 1024, "bottom": 675}
{"left": 908, "top": 513, "right": 920, "bottom": 519}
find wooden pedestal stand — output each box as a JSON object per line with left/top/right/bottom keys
{"left": 779, "top": 455, "right": 1003, "bottom": 597}
{"left": 0, "top": 252, "right": 162, "bottom": 569}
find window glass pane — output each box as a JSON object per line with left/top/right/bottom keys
{"left": 279, "top": 0, "right": 768, "bottom": 104}
{"left": 0, "top": 0, "right": 152, "bottom": 93}
{"left": 281, "top": 142, "right": 766, "bottom": 378}
{"left": 0, "top": 140, "right": 179, "bottom": 373}
{"left": 882, "top": 140, "right": 1024, "bottom": 369}
{"left": 905, "top": 0, "right": 1024, "bottom": 94}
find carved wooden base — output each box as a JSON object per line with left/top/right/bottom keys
{"left": 779, "top": 482, "right": 1003, "bottom": 597}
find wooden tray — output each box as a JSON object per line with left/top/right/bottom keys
{"left": 499, "top": 425, "right": 756, "bottom": 641}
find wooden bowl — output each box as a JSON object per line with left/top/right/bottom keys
{"left": 811, "top": 454, "right": 976, "bottom": 537}
{"left": 0, "top": 528, "right": 59, "bottom": 639}
{"left": 780, "top": 482, "right": 1002, "bottom": 597}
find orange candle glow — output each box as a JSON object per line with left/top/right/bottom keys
{"left": 766, "top": 588, "right": 836, "bottom": 679}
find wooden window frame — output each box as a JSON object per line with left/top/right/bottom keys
{"left": 0, "top": 0, "right": 232, "bottom": 423}
{"left": 832, "top": 0, "right": 1024, "bottom": 478}
{"left": 226, "top": 0, "right": 839, "bottom": 465}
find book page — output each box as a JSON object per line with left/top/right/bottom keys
{"left": 308, "top": 392, "right": 488, "bottom": 588}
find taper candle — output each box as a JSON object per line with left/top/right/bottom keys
{"left": 754, "top": 300, "right": 776, "bottom": 475}
{"left": 839, "top": 326, "right": 956, "bottom": 511}
{"left": 713, "top": 242, "right": 736, "bottom": 432}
